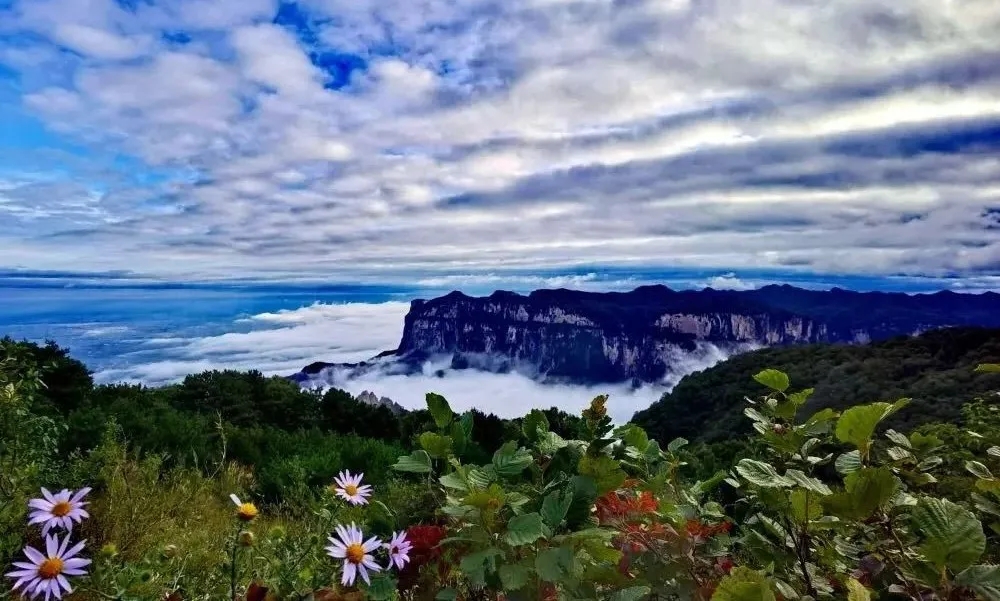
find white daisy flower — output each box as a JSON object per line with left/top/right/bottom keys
{"left": 28, "top": 488, "right": 91, "bottom": 536}
{"left": 5, "top": 533, "right": 91, "bottom": 600}
{"left": 384, "top": 530, "right": 412, "bottom": 570}
{"left": 325, "top": 523, "right": 382, "bottom": 586}
{"left": 332, "top": 470, "right": 372, "bottom": 506}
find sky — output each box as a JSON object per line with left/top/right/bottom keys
{"left": 0, "top": 0, "right": 999, "bottom": 290}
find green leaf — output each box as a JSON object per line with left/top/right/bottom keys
{"left": 535, "top": 546, "right": 575, "bottom": 582}
{"left": 435, "top": 589, "right": 458, "bottom": 601}
{"left": 835, "top": 450, "right": 862, "bottom": 475}
{"left": 426, "top": 392, "right": 454, "bottom": 429}
{"left": 611, "top": 586, "right": 651, "bottom": 601}
{"left": 848, "top": 467, "right": 899, "bottom": 517}
{"left": 885, "top": 429, "right": 912, "bottom": 448}
{"left": 712, "top": 567, "right": 776, "bottom": 601}
{"left": 537, "top": 430, "right": 569, "bottom": 456}
{"left": 968, "top": 461, "right": 995, "bottom": 480}
{"left": 366, "top": 574, "right": 397, "bottom": 600}
{"left": 498, "top": 564, "right": 532, "bottom": 590}
{"left": 753, "top": 369, "right": 790, "bottom": 392}
{"left": 522, "top": 409, "right": 550, "bottom": 442}
{"left": 975, "top": 364, "right": 1000, "bottom": 373}
{"left": 846, "top": 578, "right": 871, "bottom": 601}
{"left": 990, "top": 447, "right": 1000, "bottom": 458}
{"left": 667, "top": 437, "right": 689, "bottom": 453}
{"left": 800, "top": 408, "right": 838, "bottom": 436}
{"left": 956, "top": 565, "right": 1000, "bottom": 601}
{"left": 835, "top": 399, "right": 910, "bottom": 457}
{"left": 541, "top": 488, "right": 574, "bottom": 529}
{"left": 419, "top": 432, "right": 454, "bottom": 458}
{"left": 736, "top": 459, "right": 794, "bottom": 488}
{"left": 459, "top": 548, "right": 503, "bottom": 587}
{"left": 616, "top": 424, "right": 649, "bottom": 451}
{"left": 912, "top": 497, "right": 986, "bottom": 571}
{"left": 784, "top": 469, "right": 832, "bottom": 495}
{"left": 744, "top": 407, "right": 770, "bottom": 424}
{"left": 449, "top": 421, "right": 468, "bottom": 455}
{"left": 790, "top": 489, "right": 823, "bottom": 522}
{"left": 787, "top": 387, "right": 814, "bottom": 406}
{"left": 578, "top": 454, "right": 627, "bottom": 495}
{"left": 505, "top": 512, "right": 548, "bottom": 546}
{"left": 493, "top": 441, "right": 533, "bottom": 476}
{"left": 392, "top": 450, "right": 432, "bottom": 473}
{"left": 439, "top": 471, "right": 468, "bottom": 491}
{"left": 565, "top": 475, "right": 598, "bottom": 529}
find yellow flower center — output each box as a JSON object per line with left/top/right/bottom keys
{"left": 51, "top": 501, "right": 72, "bottom": 517}
{"left": 343, "top": 484, "right": 358, "bottom": 496}
{"left": 38, "top": 558, "right": 63, "bottom": 579}
{"left": 237, "top": 502, "right": 258, "bottom": 521}
{"left": 345, "top": 543, "right": 365, "bottom": 564}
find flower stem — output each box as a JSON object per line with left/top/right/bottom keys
{"left": 230, "top": 525, "right": 241, "bottom": 601}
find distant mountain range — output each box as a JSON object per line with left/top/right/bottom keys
{"left": 293, "top": 284, "right": 1000, "bottom": 387}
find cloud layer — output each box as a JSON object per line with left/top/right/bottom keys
{"left": 2, "top": 0, "right": 999, "bottom": 283}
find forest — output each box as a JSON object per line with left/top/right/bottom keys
{"left": 3, "top": 331, "right": 1000, "bottom": 600}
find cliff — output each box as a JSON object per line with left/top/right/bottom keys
{"left": 392, "top": 285, "right": 1000, "bottom": 384}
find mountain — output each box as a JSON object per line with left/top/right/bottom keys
{"left": 354, "top": 390, "right": 406, "bottom": 415}
{"left": 295, "top": 284, "right": 1000, "bottom": 386}
{"left": 631, "top": 327, "right": 1000, "bottom": 445}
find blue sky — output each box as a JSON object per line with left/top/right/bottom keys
{"left": 2, "top": 0, "right": 1000, "bottom": 290}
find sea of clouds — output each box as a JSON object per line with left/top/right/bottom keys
{"left": 94, "top": 300, "right": 739, "bottom": 423}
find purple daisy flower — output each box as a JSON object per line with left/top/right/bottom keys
{"left": 28, "top": 488, "right": 91, "bottom": 535}
{"left": 5, "top": 533, "right": 91, "bottom": 600}
{"left": 384, "top": 530, "right": 412, "bottom": 570}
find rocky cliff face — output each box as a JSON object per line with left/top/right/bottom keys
{"left": 393, "top": 285, "right": 1000, "bottom": 384}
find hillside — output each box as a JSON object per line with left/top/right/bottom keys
{"left": 632, "top": 326, "right": 1000, "bottom": 444}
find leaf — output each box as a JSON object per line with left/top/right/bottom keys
{"left": 522, "top": 409, "right": 550, "bottom": 442}
{"left": 846, "top": 578, "right": 871, "bottom": 601}
{"left": 835, "top": 450, "right": 862, "bottom": 475}
{"left": 505, "top": 512, "right": 548, "bottom": 546}
{"left": 565, "top": 475, "right": 598, "bottom": 529}
{"left": 459, "top": 548, "right": 503, "bottom": 587}
{"left": 439, "top": 471, "right": 468, "bottom": 491}
{"left": 535, "top": 546, "right": 575, "bottom": 582}
{"left": 712, "top": 567, "right": 776, "bottom": 601}
{"left": 492, "top": 441, "right": 533, "bottom": 476}
{"left": 956, "top": 565, "right": 1000, "bottom": 601}
{"left": 968, "top": 461, "right": 995, "bottom": 480}
{"left": 426, "top": 392, "right": 454, "bottom": 429}
{"left": 578, "top": 454, "right": 627, "bottom": 495}
{"left": 790, "top": 489, "right": 823, "bottom": 522}
{"left": 785, "top": 469, "right": 832, "bottom": 495}
{"left": 498, "top": 564, "right": 532, "bottom": 590}
{"left": 435, "top": 590, "right": 458, "bottom": 601}
{"left": 616, "top": 424, "right": 649, "bottom": 451}
{"left": 885, "top": 429, "right": 912, "bottom": 448}
{"left": 419, "top": 432, "right": 454, "bottom": 458}
{"left": 912, "top": 497, "right": 986, "bottom": 571}
{"left": 753, "top": 369, "right": 790, "bottom": 392}
{"left": 800, "top": 408, "right": 838, "bottom": 436}
{"left": 835, "top": 399, "right": 910, "bottom": 457}
{"left": 365, "top": 574, "right": 397, "bottom": 601}
{"left": 541, "top": 488, "right": 574, "bottom": 529}
{"left": 975, "top": 364, "right": 1000, "bottom": 373}
{"left": 917, "top": 456, "right": 943, "bottom": 471}
{"left": 611, "top": 586, "right": 652, "bottom": 601}
{"left": 887, "top": 446, "right": 913, "bottom": 461}
{"left": 990, "top": 447, "right": 1000, "bottom": 458}
{"left": 392, "top": 450, "right": 432, "bottom": 473}
{"left": 667, "top": 437, "right": 689, "bottom": 453}
{"left": 736, "top": 459, "right": 794, "bottom": 488}
{"left": 537, "top": 431, "right": 569, "bottom": 456}
{"left": 449, "top": 421, "right": 468, "bottom": 456}
{"left": 745, "top": 407, "right": 770, "bottom": 424}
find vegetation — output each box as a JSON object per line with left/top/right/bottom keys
{"left": 633, "top": 327, "right": 1000, "bottom": 445}
{"left": 3, "top": 336, "right": 1000, "bottom": 600}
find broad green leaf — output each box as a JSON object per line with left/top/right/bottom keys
{"left": 578, "top": 454, "right": 627, "bottom": 495}
{"left": 505, "top": 512, "right": 548, "bottom": 546}
{"left": 990, "top": 446, "right": 1000, "bottom": 458}
{"left": 459, "top": 547, "right": 503, "bottom": 587}
{"left": 468, "top": 466, "right": 496, "bottom": 489}
{"left": 912, "top": 497, "right": 986, "bottom": 571}
{"left": 439, "top": 471, "right": 469, "bottom": 491}
{"left": 787, "top": 387, "right": 814, "bottom": 405}
{"left": 449, "top": 421, "right": 468, "bottom": 455}
{"left": 753, "top": 369, "right": 790, "bottom": 392}
{"left": 785, "top": 469, "right": 832, "bottom": 495}
{"left": 498, "top": 564, "right": 532, "bottom": 590}
{"left": 956, "top": 565, "right": 1000, "bottom": 601}
{"left": 366, "top": 574, "right": 397, "bottom": 600}
{"left": 712, "top": 567, "right": 776, "bottom": 601}
{"left": 522, "top": 409, "right": 550, "bottom": 442}
{"left": 968, "top": 460, "right": 995, "bottom": 480}
{"left": 419, "top": 432, "right": 454, "bottom": 458}
{"left": 835, "top": 399, "right": 910, "bottom": 457}
{"left": 846, "top": 578, "right": 871, "bottom": 601}
{"left": 615, "top": 424, "right": 649, "bottom": 451}
{"left": 505, "top": 491, "right": 531, "bottom": 513}
{"left": 917, "top": 456, "right": 943, "bottom": 471}
{"left": 493, "top": 441, "right": 533, "bottom": 476}
{"left": 825, "top": 467, "right": 898, "bottom": 520}
{"left": 887, "top": 446, "right": 913, "bottom": 461}
{"left": 426, "top": 392, "right": 454, "bottom": 429}
{"left": 885, "top": 429, "right": 912, "bottom": 448}
{"left": 975, "top": 364, "right": 1000, "bottom": 373}
{"left": 392, "top": 450, "right": 432, "bottom": 473}
{"left": 435, "top": 589, "right": 458, "bottom": 601}
{"left": 537, "top": 430, "right": 569, "bottom": 456}
{"left": 790, "top": 489, "right": 823, "bottom": 522}
{"left": 744, "top": 407, "right": 770, "bottom": 424}
{"left": 667, "top": 437, "right": 689, "bottom": 453}
{"left": 565, "top": 475, "right": 599, "bottom": 529}
{"left": 800, "top": 408, "right": 838, "bottom": 436}
{"left": 541, "top": 488, "right": 574, "bottom": 529}
{"left": 611, "top": 586, "right": 652, "bottom": 601}
{"left": 736, "top": 459, "right": 794, "bottom": 488}
{"left": 535, "top": 546, "right": 575, "bottom": 582}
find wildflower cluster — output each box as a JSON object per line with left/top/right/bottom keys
{"left": 6, "top": 487, "right": 92, "bottom": 600}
